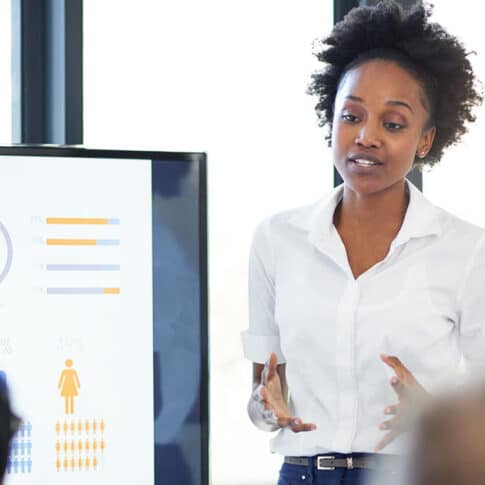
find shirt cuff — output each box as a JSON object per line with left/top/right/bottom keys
{"left": 241, "top": 330, "right": 286, "bottom": 363}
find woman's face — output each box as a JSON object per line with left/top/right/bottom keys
{"left": 332, "top": 60, "right": 436, "bottom": 196}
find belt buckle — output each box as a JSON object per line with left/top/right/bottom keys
{"left": 317, "top": 455, "right": 335, "bottom": 470}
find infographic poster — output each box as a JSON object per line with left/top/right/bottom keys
{"left": 0, "top": 155, "right": 154, "bottom": 484}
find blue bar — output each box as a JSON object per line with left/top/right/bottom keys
{"left": 47, "top": 288, "right": 105, "bottom": 295}
{"left": 96, "top": 239, "right": 120, "bottom": 246}
{"left": 108, "top": 218, "right": 120, "bottom": 225}
{"left": 46, "top": 264, "right": 120, "bottom": 271}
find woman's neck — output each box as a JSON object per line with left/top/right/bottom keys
{"left": 334, "top": 180, "right": 409, "bottom": 236}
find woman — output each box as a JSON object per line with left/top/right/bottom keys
{"left": 241, "top": 1, "right": 485, "bottom": 484}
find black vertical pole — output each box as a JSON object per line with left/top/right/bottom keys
{"left": 12, "top": 0, "right": 83, "bottom": 145}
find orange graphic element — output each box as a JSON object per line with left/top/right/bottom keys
{"left": 47, "top": 218, "right": 111, "bottom": 225}
{"left": 85, "top": 419, "right": 90, "bottom": 433}
{"left": 93, "top": 456, "right": 98, "bottom": 470}
{"left": 78, "top": 439, "right": 83, "bottom": 451}
{"left": 78, "top": 457, "right": 83, "bottom": 470}
{"left": 63, "top": 441, "right": 68, "bottom": 452}
{"left": 93, "top": 420, "right": 97, "bottom": 432}
{"left": 71, "top": 457, "right": 75, "bottom": 471}
{"left": 77, "top": 420, "right": 83, "bottom": 433}
{"left": 70, "top": 441, "right": 75, "bottom": 452}
{"left": 56, "top": 421, "right": 60, "bottom": 435}
{"left": 85, "top": 439, "right": 90, "bottom": 451}
{"left": 85, "top": 457, "right": 90, "bottom": 470}
{"left": 93, "top": 440, "right": 97, "bottom": 452}
{"left": 63, "top": 457, "right": 68, "bottom": 471}
{"left": 56, "top": 458, "right": 61, "bottom": 472}
{"left": 100, "top": 420, "right": 105, "bottom": 433}
{"left": 63, "top": 421, "right": 68, "bottom": 434}
{"left": 58, "top": 359, "right": 80, "bottom": 414}
{"left": 70, "top": 421, "right": 75, "bottom": 433}
{"left": 100, "top": 438, "right": 105, "bottom": 452}
{"left": 47, "top": 239, "right": 97, "bottom": 246}
{"left": 103, "top": 288, "right": 120, "bottom": 294}
{"left": 55, "top": 441, "right": 60, "bottom": 453}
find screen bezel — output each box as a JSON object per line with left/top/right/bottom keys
{"left": 0, "top": 145, "right": 209, "bottom": 485}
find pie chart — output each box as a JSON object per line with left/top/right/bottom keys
{"left": 0, "top": 222, "right": 12, "bottom": 284}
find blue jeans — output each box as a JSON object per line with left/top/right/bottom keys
{"left": 277, "top": 453, "right": 398, "bottom": 485}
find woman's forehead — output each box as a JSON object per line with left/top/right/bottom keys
{"left": 336, "top": 59, "right": 425, "bottom": 109}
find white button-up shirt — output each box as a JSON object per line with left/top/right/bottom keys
{"left": 242, "top": 182, "right": 485, "bottom": 456}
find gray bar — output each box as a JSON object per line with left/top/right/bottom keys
{"left": 46, "top": 264, "right": 120, "bottom": 271}
{"left": 47, "top": 288, "right": 106, "bottom": 295}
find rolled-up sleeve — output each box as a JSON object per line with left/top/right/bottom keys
{"left": 457, "top": 233, "right": 485, "bottom": 375}
{"left": 241, "top": 219, "right": 286, "bottom": 364}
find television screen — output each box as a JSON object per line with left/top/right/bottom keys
{"left": 0, "top": 146, "right": 208, "bottom": 485}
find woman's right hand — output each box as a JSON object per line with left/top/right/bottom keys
{"left": 256, "top": 352, "right": 316, "bottom": 433}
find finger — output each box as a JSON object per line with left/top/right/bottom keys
{"left": 380, "top": 354, "right": 408, "bottom": 380}
{"left": 383, "top": 404, "right": 399, "bottom": 415}
{"left": 390, "top": 376, "right": 407, "bottom": 399}
{"left": 374, "top": 429, "right": 397, "bottom": 452}
{"left": 288, "top": 418, "right": 317, "bottom": 433}
{"left": 379, "top": 416, "right": 398, "bottom": 431}
{"left": 264, "top": 353, "right": 278, "bottom": 382}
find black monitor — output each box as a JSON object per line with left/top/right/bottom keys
{"left": 0, "top": 146, "right": 208, "bottom": 485}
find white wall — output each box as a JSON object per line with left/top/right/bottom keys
{"left": 424, "top": 2, "right": 485, "bottom": 226}
{"left": 83, "top": 1, "right": 333, "bottom": 483}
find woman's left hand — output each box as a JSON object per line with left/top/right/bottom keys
{"left": 375, "top": 354, "right": 431, "bottom": 452}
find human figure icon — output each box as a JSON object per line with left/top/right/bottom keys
{"left": 93, "top": 420, "right": 97, "bottom": 433}
{"left": 26, "top": 440, "right": 32, "bottom": 455}
{"left": 20, "top": 458, "right": 25, "bottom": 473}
{"left": 55, "top": 441, "right": 60, "bottom": 453}
{"left": 13, "top": 457, "right": 18, "bottom": 473}
{"left": 55, "top": 420, "right": 60, "bottom": 435}
{"left": 77, "top": 420, "right": 82, "bottom": 433}
{"left": 19, "top": 440, "right": 24, "bottom": 455}
{"left": 58, "top": 359, "right": 80, "bottom": 415}
{"left": 26, "top": 421, "right": 32, "bottom": 437}
{"left": 11, "top": 439, "right": 18, "bottom": 455}
{"left": 19, "top": 423, "right": 24, "bottom": 438}
{"left": 56, "top": 458, "right": 60, "bottom": 472}
{"left": 93, "top": 455, "right": 98, "bottom": 470}
{"left": 78, "top": 457, "right": 83, "bottom": 470}
{"left": 26, "top": 457, "right": 32, "bottom": 473}
{"left": 63, "top": 457, "right": 68, "bottom": 471}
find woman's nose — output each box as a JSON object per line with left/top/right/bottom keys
{"left": 354, "top": 123, "right": 382, "bottom": 148}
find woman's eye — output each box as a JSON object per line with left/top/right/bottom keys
{"left": 384, "top": 122, "right": 405, "bottom": 131}
{"left": 341, "top": 113, "right": 359, "bottom": 123}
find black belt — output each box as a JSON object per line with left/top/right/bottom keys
{"left": 285, "top": 454, "right": 400, "bottom": 471}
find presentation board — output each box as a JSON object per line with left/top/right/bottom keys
{"left": 0, "top": 146, "right": 208, "bottom": 485}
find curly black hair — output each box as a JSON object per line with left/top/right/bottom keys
{"left": 307, "top": 0, "right": 483, "bottom": 167}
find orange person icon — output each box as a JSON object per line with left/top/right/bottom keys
{"left": 56, "top": 458, "right": 61, "bottom": 472}
{"left": 77, "top": 420, "right": 82, "bottom": 433}
{"left": 63, "top": 421, "right": 68, "bottom": 434}
{"left": 100, "top": 438, "right": 105, "bottom": 452}
{"left": 55, "top": 420, "right": 60, "bottom": 435}
{"left": 93, "top": 420, "right": 97, "bottom": 432}
{"left": 55, "top": 441, "right": 60, "bottom": 453}
{"left": 71, "top": 457, "right": 75, "bottom": 471}
{"left": 58, "top": 359, "right": 80, "bottom": 415}
{"left": 63, "top": 457, "right": 68, "bottom": 471}
{"left": 70, "top": 421, "right": 75, "bottom": 434}
{"left": 85, "top": 438, "right": 90, "bottom": 451}
{"left": 85, "top": 419, "right": 90, "bottom": 433}
{"left": 93, "top": 455, "right": 98, "bottom": 470}
{"left": 78, "top": 439, "right": 83, "bottom": 451}
{"left": 78, "top": 457, "right": 83, "bottom": 470}
{"left": 85, "top": 456, "right": 90, "bottom": 470}
{"left": 100, "top": 419, "right": 105, "bottom": 433}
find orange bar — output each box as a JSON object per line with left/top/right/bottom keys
{"left": 46, "top": 218, "right": 110, "bottom": 225}
{"left": 47, "top": 239, "right": 97, "bottom": 246}
{"left": 103, "top": 288, "right": 120, "bottom": 294}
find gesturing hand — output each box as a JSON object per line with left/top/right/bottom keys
{"left": 375, "top": 354, "right": 431, "bottom": 452}
{"left": 257, "top": 352, "right": 316, "bottom": 433}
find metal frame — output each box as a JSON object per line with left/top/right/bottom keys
{"left": 332, "top": 0, "right": 423, "bottom": 190}
{"left": 12, "top": 0, "right": 83, "bottom": 145}
{"left": 0, "top": 144, "right": 209, "bottom": 485}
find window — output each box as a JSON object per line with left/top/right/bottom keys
{"left": 424, "top": 3, "right": 485, "bottom": 227}
{"left": 84, "top": 2, "right": 333, "bottom": 483}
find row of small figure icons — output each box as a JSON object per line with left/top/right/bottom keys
{"left": 56, "top": 455, "right": 102, "bottom": 472}
{"left": 15, "top": 421, "right": 32, "bottom": 438}
{"left": 56, "top": 438, "right": 106, "bottom": 454}
{"left": 6, "top": 456, "right": 32, "bottom": 474}
{"left": 56, "top": 419, "right": 105, "bottom": 435}
{"left": 9, "top": 439, "right": 32, "bottom": 456}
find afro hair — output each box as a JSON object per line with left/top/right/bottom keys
{"left": 307, "top": 0, "right": 483, "bottom": 167}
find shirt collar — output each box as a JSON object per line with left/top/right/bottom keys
{"left": 289, "top": 180, "right": 442, "bottom": 249}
